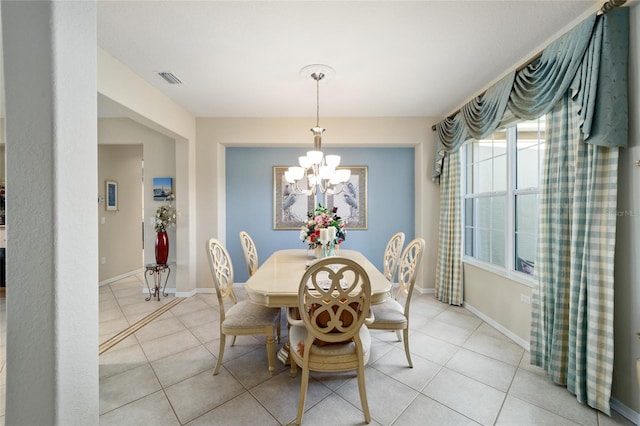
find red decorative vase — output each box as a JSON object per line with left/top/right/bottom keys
{"left": 155, "top": 231, "right": 169, "bottom": 265}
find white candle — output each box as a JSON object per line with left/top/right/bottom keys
{"left": 328, "top": 226, "right": 337, "bottom": 241}
{"left": 319, "top": 228, "right": 329, "bottom": 243}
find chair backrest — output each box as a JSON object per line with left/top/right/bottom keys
{"left": 239, "top": 231, "right": 259, "bottom": 277}
{"left": 383, "top": 232, "right": 405, "bottom": 282}
{"left": 395, "top": 238, "right": 425, "bottom": 315}
{"left": 298, "top": 257, "right": 371, "bottom": 346}
{"left": 206, "top": 238, "right": 237, "bottom": 319}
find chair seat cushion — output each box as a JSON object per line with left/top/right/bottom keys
{"left": 224, "top": 300, "right": 279, "bottom": 329}
{"left": 370, "top": 298, "right": 406, "bottom": 325}
{"left": 290, "top": 324, "right": 371, "bottom": 365}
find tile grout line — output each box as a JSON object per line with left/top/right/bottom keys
{"left": 98, "top": 298, "right": 184, "bottom": 355}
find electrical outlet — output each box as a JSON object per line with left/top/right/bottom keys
{"left": 101, "top": 257, "right": 106, "bottom": 265}
{"left": 520, "top": 294, "right": 531, "bottom": 304}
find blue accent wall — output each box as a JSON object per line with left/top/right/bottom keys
{"left": 226, "top": 147, "right": 414, "bottom": 283}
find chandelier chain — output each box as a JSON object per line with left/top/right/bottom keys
{"left": 316, "top": 75, "right": 320, "bottom": 128}
{"left": 312, "top": 72, "right": 324, "bottom": 128}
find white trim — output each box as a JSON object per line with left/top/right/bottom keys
{"left": 505, "top": 126, "right": 516, "bottom": 275}
{"left": 173, "top": 284, "right": 237, "bottom": 298}
{"left": 142, "top": 287, "right": 176, "bottom": 295}
{"left": 463, "top": 256, "right": 535, "bottom": 288}
{"left": 462, "top": 119, "right": 544, "bottom": 283}
{"left": 415, "top": 286, "right": 435, "bottom": 295}
{"left": 610, "top": 398, "right": 640, "bottom": 425}
{"left": 175, "top": 289, "right": 197, "bottom": 297}
{"left": 464, "top": 301, "right": 530, "bottom": 351}
{"left": 98, "top": 268, "right": 145, "bottom": 286}
{"left": 175, "top": 288, "right": 216, "bottom": 297}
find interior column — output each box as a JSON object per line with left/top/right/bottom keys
{"left": 2, "top": 1, "right": 99, "bottom": 424}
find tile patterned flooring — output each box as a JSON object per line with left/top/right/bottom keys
{"left": 0, "top": 275, "right": 635, "bottom": 425}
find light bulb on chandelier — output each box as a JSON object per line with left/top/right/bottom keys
{"left": 284, "top": 65, "right": 350, "bottom": 195}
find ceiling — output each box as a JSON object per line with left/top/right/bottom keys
{"left": 97, "top": 1, "right": 606, "bottom": 119}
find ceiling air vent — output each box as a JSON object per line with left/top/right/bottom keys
{"left": 155, "top": 71, "right": 182, "bottom": 85}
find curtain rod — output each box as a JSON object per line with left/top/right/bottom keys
{"left": 431, "top": 0, "right": 627, "bottom": 131}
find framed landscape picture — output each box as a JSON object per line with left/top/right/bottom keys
{"left": 153, "top": 177, "right": 173, "bottom": 201}
{"left": 325, "top": 166, "right": 367, "bottom": 229}
{"left": 273, "top": 166, "right": 314, "bottom": 230}
{"left": 105, "top": 180, "right": 118, "bottom": 211}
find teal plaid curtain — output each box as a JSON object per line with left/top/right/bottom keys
{"left": 435, "top": 150, "right": 462, "bottom": 305}
{"left": 530, "top": 93, "right": 618, "bottom": 414}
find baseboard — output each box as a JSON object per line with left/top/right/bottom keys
{"left": 99, "top": 268, "right": 145, "bottom": 286}
{"left": 611, "top": 398, "right": 640, "bottom": 425}
{"left": 143, "top": 287, "right": 176, "bottom": 295}
{"left": 174, "top": 287, "right": 215, "bottom": 298}
{"left": 464, "top": 301, "right": 530, "bottom": 351}
{"left": 415, "top": 286, "right": 435, "bottom": 295}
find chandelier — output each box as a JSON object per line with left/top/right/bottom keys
{"left": 284, "top": 66, "right": 350, "bottom": 195}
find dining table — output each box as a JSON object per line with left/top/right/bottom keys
{"left": 244, "top": 248, "right": 391, "bottom": 366}
{"left": 244, "top": 248, "right": 392, "bottom": 307}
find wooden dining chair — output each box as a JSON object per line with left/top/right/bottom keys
{"left": 382, "top": 231, "right": 405, "bottom": 283}
{"left": 206, "top": 238, "right": 281, "bottom": 375}
{"left": 367, "top": 237, "right": 425, "bottom": 367}
{"left": 287, "top": 257, "right": 373, "bottom": 425}
{"left": 239, "top": 231, "right": 259, "bottom": 277}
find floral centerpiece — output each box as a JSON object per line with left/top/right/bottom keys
{"left": 154, "top": 193, "right": 177, "bottom": 232}
{"left": 300, "top": 204, "right": 346, "bottom": 249}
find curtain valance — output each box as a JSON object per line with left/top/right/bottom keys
{"left": 433, "top": 72, "right": 514, "bottom": 178}
{"left": 508, "top": 16, "right": 596, "bottom": 121}
{"left": 432, "top": 8, "right": 629, "bottom": 182}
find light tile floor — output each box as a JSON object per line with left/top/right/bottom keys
{"left": 0, "top": 275, "right": 635, "bottom": 425}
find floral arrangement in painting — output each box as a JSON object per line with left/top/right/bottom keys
{"left": 299, "top": 204, "right": 346, "bottom": 249}
{"left": 154, "top": 193, "right": 177, "bottom": 232}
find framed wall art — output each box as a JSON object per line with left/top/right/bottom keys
{"left": 153, "top": 177, "right": 173, "bottom": 201}
{"left": 325, "top": 166, "right": 367, "bottom": 229}
{"left": 105, "top": 180, "right": 118, "bottom": 211}
{"left": 273, "top": 166, "right": 314, "bottom": 230}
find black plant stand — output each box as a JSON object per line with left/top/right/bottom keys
{"left": 144, "top": 263, "right": 171, "bottom": 301}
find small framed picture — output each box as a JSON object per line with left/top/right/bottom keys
{"left": 153, "top": 177, "right": 173, "bottom": 201}
{"left": 105, "top": 180, "right": 118, "bottom": 211}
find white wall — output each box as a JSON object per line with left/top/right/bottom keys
{"left": 98, "top": 51, "right": 197, "bottom": 294}
{"left": 98, "top": 118, "right": 177, "bottom": 287}
{"left": 98, "top": 144, "right": 143, "bottom": 281}
{"left": 3, "top": 2, "right": 98, "bottom": 423}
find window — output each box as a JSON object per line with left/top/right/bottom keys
{"left": 514, "top": 119, "right": 544, "bottom": 276}
{"left": 463, "top": 117, "right": 545, "bottom": 278}
{"left": 464, "top": 130, "right": 507, "bottom": 266}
